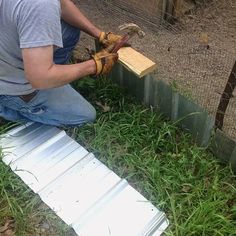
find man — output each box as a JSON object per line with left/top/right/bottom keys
{"left": 0, "top": 0, "right": 120, "bottom": 126}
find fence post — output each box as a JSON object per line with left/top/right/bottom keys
{"left": 215, "top": 60, "right": 236, "bottom": 130}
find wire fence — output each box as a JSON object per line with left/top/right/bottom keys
{"left": 78, "top": 0, "right": 236, "bottom": 140}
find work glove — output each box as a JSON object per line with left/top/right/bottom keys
{"left": 99, "top": 31, "right": 123, "bottom": 48}
{"left": 92, "top": 48, "right": 118, "bottom": 76}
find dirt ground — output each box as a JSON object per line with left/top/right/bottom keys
{"left": 75, "top": 0, "right": 236, "bottom": 140}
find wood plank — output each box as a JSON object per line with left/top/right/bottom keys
{"left": 117, "top": 47, "right": 157, "bottom": 78}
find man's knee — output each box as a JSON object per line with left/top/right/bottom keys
{"left": 83, "top": 105, "right": 96, "bottom": 123}
{"left": 67, "top": 103, "right": 96, "bottom": 127}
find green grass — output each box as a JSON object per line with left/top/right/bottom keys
{"left": 0, "top": 77, "right": 236, "bottom": 235}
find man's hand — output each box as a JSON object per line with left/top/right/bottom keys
{"left": 99, "top": 32, "right": 123, "bottom": 48}
{"left": 92, "top": 48, "right": 118, "bottom": 76}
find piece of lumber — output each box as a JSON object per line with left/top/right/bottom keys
{"left": 117, "top": 47, "right": 157, "bottom": 78}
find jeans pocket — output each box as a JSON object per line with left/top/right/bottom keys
{"left": 19, "top": 100, "right": 47, "bottom": 114}
{"left": 19, "top": 91, "right": 48, "bottom": 115}
{"left": 1, "top": 94, "right": 47, "bottom": 115}
{"left": 18, "top": 90, "right": 39, "bottom": 103}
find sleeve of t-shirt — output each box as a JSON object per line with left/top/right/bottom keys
{"left": 16, "top": 0, "right": 63, "bottom": 49}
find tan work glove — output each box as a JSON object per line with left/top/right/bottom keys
{"left": 92, "top": 49, "right": 118, "bottom": 76}
{"left": 99, "top": 32, "right": 122, "bottom": 48}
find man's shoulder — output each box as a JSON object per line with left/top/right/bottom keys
{"left": 14, "top": 0, "right": 61, "bottom": 20}
{"left": 15, "top": 0, "right": 60, "bottom": 12}
{"left": 20, "top": 0, "right": 60, "bottom": 7}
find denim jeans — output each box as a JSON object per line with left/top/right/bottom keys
{"left": 0, "top": 21, "right": 96, "bottom": 126}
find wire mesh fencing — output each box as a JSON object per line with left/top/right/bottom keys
{"left": 78, "top": 0, "right": 236, "bottom": 140}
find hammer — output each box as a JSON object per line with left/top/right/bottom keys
{"left": 108, "top": 23, "right": 145, "bottom": 53}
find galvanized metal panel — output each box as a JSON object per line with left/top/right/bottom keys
{"left": 0, "top": 122, "right": 43, "bottom": 147}
{"left": 10, "top": 131, "right": 70, "bottom": 170}
{"left": 15, "top": 145, "right": 89, "bottom": 193}
{"left": 0, "top": 123, "right": 169, "bottom": 235}
{"left": 73, "top": 183, "right": 167, "bottom": 236}
{"left": 40, "top": 160, "right": 121, "bottom": 224}
{"left": 177, "top": 93, "right": 215, "bottom": 147}
{"left": 2, "top": 125, "right": 62, "bottom": 164}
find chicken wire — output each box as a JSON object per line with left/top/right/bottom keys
{"left": 77, "top": 0, "right": 236, "bottom": 140}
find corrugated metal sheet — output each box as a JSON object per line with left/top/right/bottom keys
{"left": 0, "top": 123, "right": 169, "bottom": 236}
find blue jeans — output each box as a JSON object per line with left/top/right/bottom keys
{"left": 0, "top": 21, "right": 96, "bottom": 127}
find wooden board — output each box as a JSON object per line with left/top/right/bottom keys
{"left": 118, "top": 47, "right": 157, "bottom": 78}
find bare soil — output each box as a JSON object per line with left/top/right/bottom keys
{"left": 76, "top": 0, "right": 236, "bottom": 140}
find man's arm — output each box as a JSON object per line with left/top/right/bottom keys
{"left": 22, "top": 46, "right": 96, "bottom": 89}
{"left": 60, "top": 0, "right": 101, "bottom": 39}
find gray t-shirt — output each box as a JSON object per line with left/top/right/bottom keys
{"left": 0, "top": 0, "right": 63, "bottom": 95}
